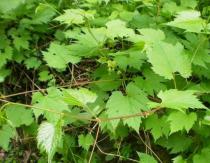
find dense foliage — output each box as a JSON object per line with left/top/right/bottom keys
{"left": 0, "top": 0, "right": 210, "bottom": 162}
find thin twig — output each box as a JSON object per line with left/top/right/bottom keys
{"left": 96, "top": 144, "right": 139, "bottom": 163}
{"left": 88, "top": 122, "right": 100, "bottom": 163}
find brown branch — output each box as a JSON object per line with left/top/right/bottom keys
{"left": 0, "top": 99, "right": 162, "bottom": 123}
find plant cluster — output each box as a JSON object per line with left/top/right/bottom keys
{"left": 0, "top": 0, "right": 210, "bottom": 162}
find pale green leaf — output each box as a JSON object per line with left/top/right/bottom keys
{"left": 42, "top": 42, "right": 80, "bottom": 69}
{"left": 166, "top": 10, "right": 206, "bottom": 33}
{"left": 149, "top": 89, "right": 206, "bottom": 111}
{"left": 106, "top": 19, "right": 135, "bottom": 39}
{"left": 113, "top": 50, "right": 146, "bottom": 70}
{"left": 147, "top": 42, "right": 191, "bottom": 79}
{"left": 54, "top": 9, "right": 94, "bottom": 25}
{"left": 37, "top": 121, "right": 63, "bottom": 162}
{"left": 63, "top": 88, "right": 97, "bottom": 107}
{"left": 32, "top": 3, "right": 56, "bottom": 24}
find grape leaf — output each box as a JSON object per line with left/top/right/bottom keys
{"left": 193, "top": 147, "right": 210, "bottom": 163}
{"left": 106, "top": 19, "right": 135, "bottom": 39}
{"left": 173, "top": 155, "right": 187, "bottom": 163}
{"left": 63, "top": 88, "right": 97, "bottom": 107}
{"left": 147, "top": 42, "right": 191, "bottom": 79}
{"left": 54, "top": 9, "right": 94, "bottom": 25}
{"left": 0, "top": 125, "right": 16, "bottom": 151}
{"left": 106, "top": 83, "right": 149, "bottom": 132}
{"left": 0, "top": 0, "right": 25, "bottom": 13}
{"left": 78, "top": 134, "right": 94, "bottom": 151}
{"left": 32, "top": 87, "right": 69, "bottom": 123}
{"left": 137, "top": 152, "right": 157, "bottom": 163}
{"left": 5, "top": 104, "right": 34, "bottom": 127}
{"left": 145, "top": 114, "right": 170, "bottom": 140}
{"left": 37, "top": 121, "right": 63, "bottom": 162}
{"left": 112, "top": 50, "right": 146, "bottom": 70}
{"left": 149, "top": 89, "right": 206, "bottom": 111}
{"left": 42, "top": 42, "right": 80, "bottom": 69}
{"left": 166, "top": 10, "right": 206, "bottom": 33}
{"left": 134, "top": 68, "right": 167, "bottom": 95}
{"left": 168, "top": 111, "right": 197, "bottom": 133}
{"left": 157, "top": 133, "right": 192, "bottom": 154}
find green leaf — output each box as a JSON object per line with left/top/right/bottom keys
{"left": 106, "top": 83, "right": 149, "bottom": 131}
{"left": 5, "top": 104, "right": 34, "bottom": 127}
{"left": 149, "top": 89, "right": 206, "bottom": 111}
{"left": 173, "top": 155, "right": 187, "bottom": 163}
{"left": 32, "top": 3, "right": 57, "bottom": 24}
{"left": 113, "top": 50, "right": 146, "bottom": 70}
{"left": 54, "top": 9, "right": 94, "bottom": 25}
{"left": 147, "top": 42, "right": 191, "bottom": 79}
{"left": 78, "top": 134, "right": 94, "bottom": 151}
{"left": 0, "top": 46, "right": 13, "bottom": 68}
{"left": 145, "top": 114, "right": 170, "bottom": 140}
{"left": 134, "top": 68, "right": 166, "bottom": 95}
{"left": 183, "top": 34, "right": 210, "bottom": 68}
{"left": 137, "top": 152, "right": 157, "bottom": 163}
{"left": 168, "top": 111, "right": 197, "bottom": 134}
{"left": 166, "top": 10, "right": 206, "bottom": 33}
{"left": 0, "top": 125, "right": 16, "bottom": 151}
{"left": 42, "top": 42, "right": 80, "bottom": 69}
{"left": 32, "top": 87, "right": 69, "bottom": 123}
{"left": 138, "top": 28, "right": 165, "bottom": 44}
{"left": 0, "top": 68, "right": 11, "bottom": 83}
{"left": 0, "top": 0, "right": 25, "bottom": 13}
{"left": 193, "top": 147, "right": 210, "bottom": 163}
{"left": 37, "top": 121, "right": 63, "bottom": 162}
{"left": 63, "top": 88, "right": 97, "bottom": 107}
{"left": 157, "top": 133, "right": 192, "bottom": 154}
{"left": 24, "top": 57, "right": 41, "bottom": 69}
{"left": 38, "top": 71, "right": 53, "bottom": 82}
{"left": 106, "top": 19, "right": 135, "bottom": 39}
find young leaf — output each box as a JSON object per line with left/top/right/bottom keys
{"left": 168, "top": 111, "right": 197, "bottom": 133}
{"left": 78, "top": 134, "right": 94, "bottom": 151}
{"left": 166, "top": 10, "right": 206, "bottom": 33}
{"left": 37, "top": 121, "right": 63, "bottom": 162}
{"left": 137, "top": 152, "right": 157, "bottom": 163}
